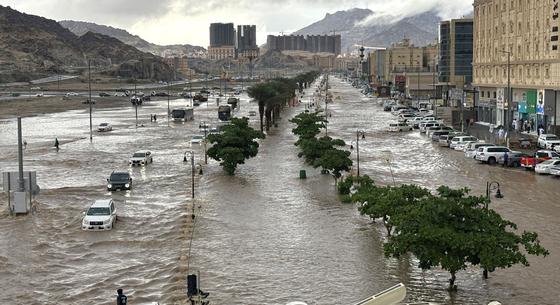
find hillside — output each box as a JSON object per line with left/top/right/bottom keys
{"left": 293, "top": 8, "right": 442, "bottom": 53}
{"left": 0, "top": 5, "right": 174, "bottom": 83}
{"left": 59, "top": 20, "right": 206, "bottom": 57}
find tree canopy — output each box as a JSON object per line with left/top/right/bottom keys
{"left": 206, "top": 117, "right": 265, "bottom": 175}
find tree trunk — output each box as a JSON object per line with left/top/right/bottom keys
{"left": 483, "top": 269, "right": 488, "bottom": 279}
{"left": 448, "top": 272, "right": 457, "bottom": 291}
{"left": 259, "top": 103, "right": 265, "bottom": 132}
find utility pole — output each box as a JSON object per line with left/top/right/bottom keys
{"left": 167, "top": 79, "right": 171, "bottom": 127}
{"left": 190, "top": 152, "right": 195, "bottom": 199}
{"left": 325, "top": 74, "right": 328, "bottom": 137}
{"left": 88, "top": 60, "right": 93, "bottom": 142}
{"left": 17, "top": 118, "right": 24, "bottom": 193}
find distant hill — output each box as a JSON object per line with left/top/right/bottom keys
{"left": 293, "top": 8, "right": 442, "bottom": 53}
{"left": 0, "top": 5, "right": 174, "bottom": 83}
{"left": 59, "top": 20, "right": 206, "bottom": 57}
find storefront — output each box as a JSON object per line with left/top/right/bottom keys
{"left": 477, "top": 99, "right": 496, "bottom": 124}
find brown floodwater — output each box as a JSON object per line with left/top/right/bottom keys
{"left": 0, "top": 78, "right": 559, "bottom": 305}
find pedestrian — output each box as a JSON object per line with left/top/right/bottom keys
{"left": 153, "top": 114, "right": 157, "bottom": 122}
{"left": 538, "top": 124, "right": 544, "bottom": 136}
{"left": 498, "top": 128, "right": 505, "bottom": 145}
{"left": 503, "top": 151, "right": 509, "bottom": 167}
{"left": 514, "top": 119, "right": 520, "bottom": 132}
{"left": 512, "top": 118, "right": 517, "bottom": 131}
{"left": 116, "top": 289, "right": 127, "bottom": 305}
{"left": 23, "top": 139, "right": 27, "bottom": 150}
{"left": 150, "top": 114, "right": 153, "bottom": 122}
{"left": 54, "top": 138, "right": 59, "bottom": 152}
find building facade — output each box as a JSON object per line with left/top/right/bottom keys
{"left": 473, "top": 0, "right": 560, "bottom": 133}
{"left": 207, "top": 46, "right": 236, "bottom": 60}
{"left": 266, "top": 34, "right": 342, "bottom": 55}
{"left": 439, "top": 19, "right": 474, "bottom": 87}
{"left": 210, "top": 23, "right": 235, "bottom": 47}
{"left": 237, "top": 25, "right": 259, "bottom": 59}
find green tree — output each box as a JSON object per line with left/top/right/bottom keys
{"left": 247, "top": 83, "right": 278, "bottom": 132}
{"left": 206, "top": 117, "right": 265, "bottom": 175}
{"left": 290, "top": 111, "right": 326, "bottom": 142}
{"left": 384, "top": 186, "right": 549, "bottom": 290}
{"left": 355, "top": 184, "right": 430, "bottom": 236}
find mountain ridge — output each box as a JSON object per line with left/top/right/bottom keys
{"left": 59, "top": 20, "right": 206, "bottom": 57}
{"left": 0, "top": 5, "right": 174, "bottom": 83}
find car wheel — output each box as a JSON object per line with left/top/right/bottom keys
{"left": 488, "top": 157, "right": 496, "bottom": 165}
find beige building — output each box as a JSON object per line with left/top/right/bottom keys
{"left": 208, "top": 46, "right": 235, "bottom": 60}
{"left": 163, "top": 56, "right": 194, "bottom": 76}
{"left": 473, "top": 0, "right": 560, "bottom": 131}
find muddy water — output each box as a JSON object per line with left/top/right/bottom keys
{"left": 190, "top": 78, "right": 560, "bottom": 305}
{"left": 1, "top": 79, "right": 559, "bottom": 305}
{"left": 0, "top": 97, "right": 247, "bottom": 304}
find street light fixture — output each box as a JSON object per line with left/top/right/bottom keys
{"left": 351, "top": 130, "right": 366, "bottom": 177}
{"left": 483, "top": 180, "right": 503, "bottom": 279}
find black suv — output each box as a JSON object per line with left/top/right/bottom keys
{"left": 107, "top": 171, "right": 132, "bottom": 191}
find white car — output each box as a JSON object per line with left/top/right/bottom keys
{"left": 82, "top": 199, "right": 117, "bottom": 231}
{"left": 535, "top": 159, "right": 560, "bottom": 174}
{"left": 538, "top": 134, "right": 560, "bottom": 149}
{"left": 129, "top": 151, "right": 153, "bottom": 166}
{"left": 191, "top": 135, "right": 205, "bottom": 145}
{"left": 98, "top": 122, "right": 113, "bottom": 132}
{"left": 35, "top": 92, "right": 44, "bottom": 97}
{"left": 249, "top": 111, "right": 257, "bottom": 116}
{"left": 550, "top": 165, "right": 560, "bottom": 176}
{"left": 465, "top": 143, "right": 495, "bottom": 159}
{"left": 450, "top": 136, "right": 478, "bottom": 150}
{"left": 389, "top": 123, "right": 413, "bottom": 132}
{"left": 475, "top": 146, "right": 517, "bottom": 165}
{"left": 420, "top": 122, "right": 441, "bottom": 134}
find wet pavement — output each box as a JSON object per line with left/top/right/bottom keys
{"left": 0, "top": 77, "right": 559, "bottom": 305}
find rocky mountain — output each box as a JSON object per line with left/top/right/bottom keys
{"left": 59, "top": 20, "right": 206, "bottom": 57}
{"left": 293, "top": 8, "right": 442, "bottom": 53}
{"left": 0, "top": 5, "right": 174, "bottom": 83}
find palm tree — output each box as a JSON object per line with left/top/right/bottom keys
{"left": 247, "top": 83, "right": 277, "bottom": 132}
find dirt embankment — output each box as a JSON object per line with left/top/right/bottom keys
{"left": 0, "top": 96, "right": 131, "bottom": 120}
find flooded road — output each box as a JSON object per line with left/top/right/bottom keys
{"left": 0, "top": 77, "right": 559, "bottom": 305}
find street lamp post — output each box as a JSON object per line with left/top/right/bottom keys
{"left": 483, "top": 180, "right": 504, "bottom": 279}
{"left": 498, "top": 50, "right": 511, "bottom": 130}
{"left": 351, "top": 130, "right": 366, "bottom": 177}
{"left": 184, "top": 151, "right": 195, "bottom": 199}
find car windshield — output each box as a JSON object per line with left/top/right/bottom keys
{"left": 110, "top": 173, "right": 129, "bottom": 180}
{"left": 547, "top": 136, "right": 559, "bottom": 140}
{"left": 133, "top": 153, "right": 146, "bottom": 158}
{"left": 192, "top": 135, "right": 204, "bottom": 140}
{"left": 87, "top": 207, "right": 110, "bottom": 216}
{"left": 100, "top": 123, "right": 108, "bottom": 126}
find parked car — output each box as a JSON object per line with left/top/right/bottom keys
{"left": 431, "top": 131, "right": 450, "bottom": 142}
{"left": 249, "top": 111, "right": 257, "bottom": 116}
{"left": 97, "top": 122, "right": 112, "bottom": 132}
{"left": 550, "top": 164, "right": 560, "bottom": 177}
{"left": 408, "top": 117, "right": 425, "bottom": 128}
{"left": 465, "top": 143, "right": 495, "bottom": 159}
{"left": 475, "top": 146, "right": 517, "bottom": 165}
{"left": 129, "top": 151, "right": 153, "bottom": 166}
{"left": 107, "top": 171, "right": 132, "bottom": 191}
{"left": 521, "top": 150, "right": 560, "bottom": 170}
{"left": 99, "top": 92, "right": 110, "bottom": 97}
{"left": 450, "top": 136, "right": 478, "bottom": 150}
{"left": 497, "top": 152, "right": 529, "bottom": 167}
{"left": 420, "top": 123, "right": 441, "bottom": 134}
{"left": 81, "top": 199, "right": 117, "bottom": 231}
{"left": 439, "top": 135, "right": 452, "bottom": 147}
{"left": 538, "top": 134, "right": 560, "bottom": 149}
{"left": 389, "top": 122, "right": 413, "bottom": 132}
{"left": 535, "top": 159, "right": 560, "bottom": 174}
{"left": 82, "top": 99, "right": 96, "bottom": 104}
{"left": 191, "top": 135, "right": 205, "bottom": 145}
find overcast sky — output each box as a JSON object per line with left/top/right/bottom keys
{"left": 1, "top": 0, "right": 472, "bottom": 46}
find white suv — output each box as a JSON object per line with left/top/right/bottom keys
{"left": 475, "top": 146, "right": 516, "bottom": 165}
{"left": 82, "top": 199, "right": 117, "bottom": 231}
{"left": 129, "top": 151, "right": 153, "bottom": 166}
{"left": 538, "top": 134, "right": 560, "bottom": 149}
{"left": 450, "top": 136, "right": 478, "bottom": 150}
